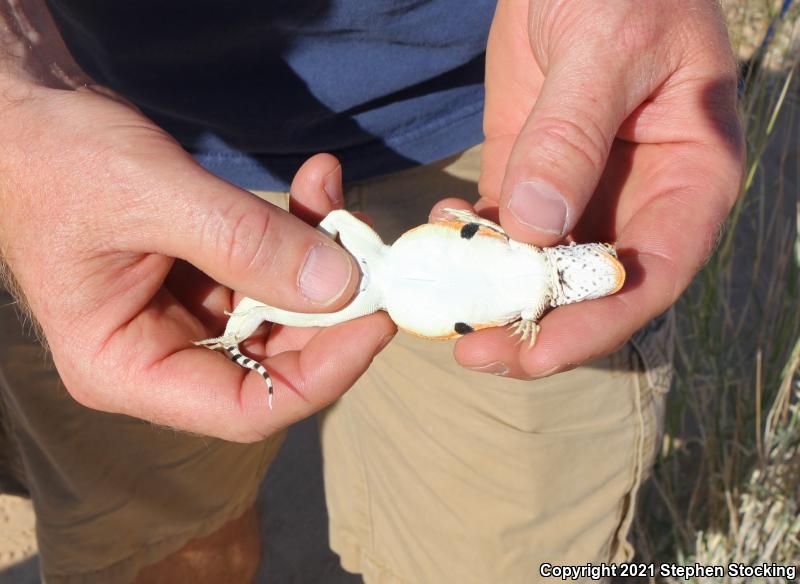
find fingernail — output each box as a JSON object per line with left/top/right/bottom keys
{"left": 323, "top": 165, "right": 343, "bottom": 206}
{"left": 508, "top": 180, "right": 568, "bottom": 235}
{"left": 468, "top": 361, "right": 509, "bottom": 376}
{"left": 299, "top": 244, "right": 352, "bottom": 304}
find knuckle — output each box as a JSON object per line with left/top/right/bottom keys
{"left": 61, "top": 374, "right": 103, "bottom": 411}
{"left": 64, "top": 385, "right": 93, "bottom": 408}
{"left": 541, "top": 1, "right": 663, "bottom": 62}
{"left": 94, "top": 126, "right": 179, "bottom": 186}
{"left": 612, "top": 8, "right": 664, "bottom": 58}
{"left": 535, "top": 114, "right": 609, "bottom": 174}
{"left": 536, "top": 0, "right": 584, "bottom": 52}
{"left": 205, "top": 198, "right": 278, "bottom": 280}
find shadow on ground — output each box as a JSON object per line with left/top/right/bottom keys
{"left": 257, "top": 417, "right": 363, "bottom": 583}
{"left": 0, "top": 417, "right": 360, "bottom": 584}
{"left": 0, "top": 556, "right": 39, "bottom": 584}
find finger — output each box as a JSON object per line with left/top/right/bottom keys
{"left": 351, "top": 211, "right": 374, "bottom": 228}
{"left": 496, "top": 2, "right": 681, "bottom": 247}
{"left": 128, "top": 153, "right": 360, "bottom": 313}
{"left": 290, "top": 153, "right": 344, "bottom": 224}
{"left": 497, "top": 58, "right": 633, "bottom": 246}
{"left": 234, "top": 321, "right": 326, "bottom": 363}
{"left": 452, "top": 326, "right": 536, "bottom": 380}
{"left": 239, "top": 313, "right": 395, "bottom": 429}
{"left": 428, "top": 198, "right": 506, "bottom": 226}
{"left": 70, "top": 290, "right": 396, "bottom": 441}
{"left": 284, "top": 157, "right": 374, "bottom": 229}
{"left": 239, "top": 312, "right": 394, "bottom": 440}
{"left": 227, "top": 154, "right": 374, "bottom": 315}
{"left": 164, "top": 259, "right": 231, "bottom": 332}
{"left": 428, "top": 197, "right": 474, "bottom": 222}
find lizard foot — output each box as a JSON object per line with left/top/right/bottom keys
{"left": 507, "top": 319, "right": 540, "bottom": 349}
{"left": 194, "top": 336, "right": 230, "bottom": 351}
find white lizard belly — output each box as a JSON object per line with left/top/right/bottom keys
{"left": 377, "top": 224, "right": 551, "bottom": 338}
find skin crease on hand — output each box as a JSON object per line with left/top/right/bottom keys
{"left": 0, "top": 5, "right": 396, "bottom": 441}
{"left": 443, "top": 0, "right": 744, "bottom": 380}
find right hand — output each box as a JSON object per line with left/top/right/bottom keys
{"left": 0, "top": 84, "right": 395, "bottom": 441}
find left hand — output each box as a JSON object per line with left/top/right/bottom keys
{"left": 443, "top": 0, "right": 744, "bottom": 379}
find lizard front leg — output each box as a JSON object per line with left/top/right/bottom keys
{"left": 508, "top": 304, "right": 547, "bottom": 348}
{"left": 317, "top": 210, "right": 386, "bottom": 258}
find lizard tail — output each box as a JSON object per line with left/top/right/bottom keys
{"left": 226, "top": 345, "right": 274, "bottom": 410}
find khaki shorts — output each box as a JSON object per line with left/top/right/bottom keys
{"left": 0, "top": 145, "right": 673, "bottom": 583}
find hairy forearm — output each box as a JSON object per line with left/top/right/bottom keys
{"left": 0, "top": 8, "right": 31, "bottom": 322}
{"left": 0, "top": 0, "right": 90, "bottom": 91}
{"left": 0, "top": 1, "right": 88, "bottom": 338}
{"left": 0, "top": 256, "right": 36, "bottom": 337}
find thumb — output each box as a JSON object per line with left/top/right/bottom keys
{"left": 498, "top": 57, "right": 630, "bottom": 245}
{"left": 499, "top": 0, "right": 674, "bottom": 245}
{"left": 134, "top": 151, "right": 359, "bottom": 313}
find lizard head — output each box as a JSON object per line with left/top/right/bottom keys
{"left": 545, "top": 243, "right": 625, "bottom": 307}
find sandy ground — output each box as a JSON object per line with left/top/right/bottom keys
{"left": 0, "top": 494, "right": 36, "bottom": 584}
{"left": 0, "top": 418, "right": 362, "bottom": 584}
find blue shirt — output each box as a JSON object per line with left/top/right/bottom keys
{"left": 46, "top": 1, "right": 495, "bottom": 190}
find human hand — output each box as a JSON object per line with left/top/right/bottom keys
{"left": 449, "top": 0, "right": 743, "bottom": 379}
{"left": 0, "top": 84, "right": 394, "bottom": 441}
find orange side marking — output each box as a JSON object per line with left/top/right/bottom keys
{"left": 399, "top": 320, "right": 513, "bottom": 340}
{"left": 605, "top": 252, "right": 626, "bottom": 293}
{"left": 403, "top": 221, "right": 507, "bottom": 242}
{"left": 403, "top": 221, "right": 462, "bottom": 236}
{"left": 474, "top": 226, "right": 507, "bottom": 241}
{"left": 399, "top": 327, "right": 461, "bottom": 340}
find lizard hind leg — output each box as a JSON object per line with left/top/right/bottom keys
{"left": 317, "top": 210, "right": 387, "bottom": 262}
{"left": 226, "top": 344, "right": 275, "bottom": 409}
{"left": 193, "top": 336, "right": 229, "bottom": 351}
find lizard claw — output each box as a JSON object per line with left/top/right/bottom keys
{"left": 194, "top": 337, "right": 226, "bottom": 350}
{"left": 508, "top": 319, "right": 539, "bottom": 349}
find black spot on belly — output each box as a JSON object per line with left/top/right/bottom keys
{"left": 454, "top": 322, "right": 474, "bottom": 335}
{"left": 460, "top": 223, "right": 480, "bottom": 239}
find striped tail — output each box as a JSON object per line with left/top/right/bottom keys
{"left": 226, "top": 345, "right": 274, "bottom": 409}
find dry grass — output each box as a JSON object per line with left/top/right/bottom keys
{"left": 634, "top": 1, "right": 800, "bottom": 581}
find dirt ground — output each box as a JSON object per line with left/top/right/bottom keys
{"left": 0, "top": 417, "right": 362, "bottom": 584}
{"left": 0, "top": 494, "right": 36, "bottom": 583}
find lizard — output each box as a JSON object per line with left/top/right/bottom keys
{"left": 195, "top": 208, "right": 626, "bottom": 408}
